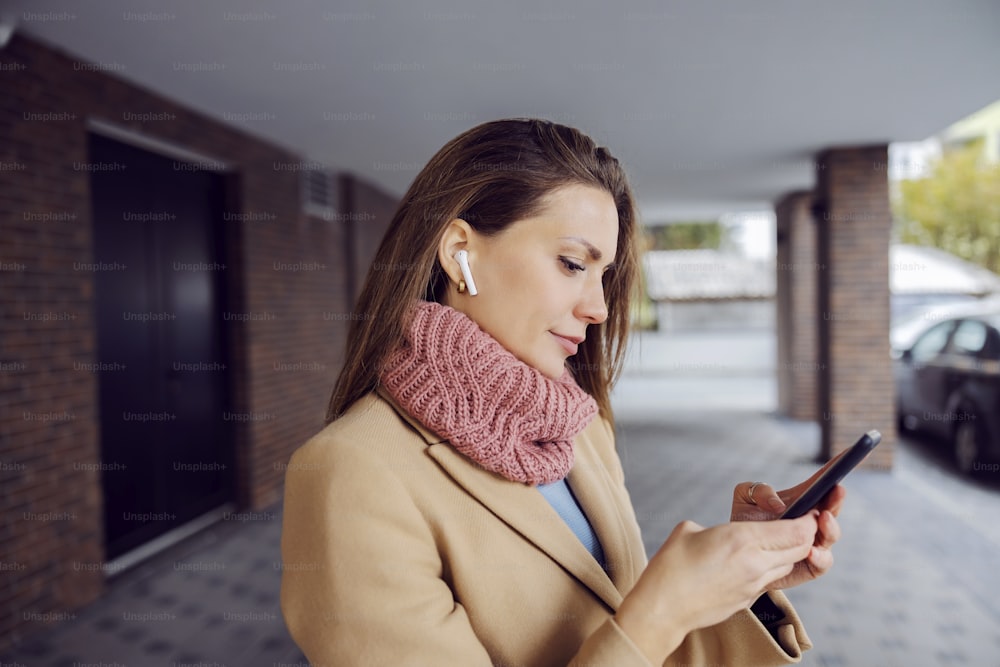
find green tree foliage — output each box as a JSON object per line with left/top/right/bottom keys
{"left": 647, "top": 221, "right": 726, "bottom": 250}
{"left": 897, "top": 140, "right": 1000, "bottom": 272}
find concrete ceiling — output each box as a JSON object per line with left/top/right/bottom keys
{"left": 6, "top": 0, "right": 1000, "bottom": 221}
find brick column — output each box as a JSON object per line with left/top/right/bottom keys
{"left": 814, "top": 146, "right": 895, "bottom": 469}
{"left": 775, "top": 191, "right": 819, "bottom": 421}
{"left": 775, "top": 201, "right": 793, "bottom": 416}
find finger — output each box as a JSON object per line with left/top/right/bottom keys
{"left": 748, "top": 512, "right": 819, "bottom": 553}
{"left": 813, "top": 510, "right": 841, "bottom": 550}
{"left": 732, "top": 507, "right": 775, "bottom": 522}
{"left": 816, "top": 485, "right": 847, "bottom": 517}
{"left": 805, "top": 545, "right": 834, "bottom": 577}
{"left": 745, "top": 519, "right": 817, "bottom": 590}
{"left": 738, "top": 482, "right": 786, "bottom": 514}
{"left": 758, "top": 487, "right": 786, "bottom": 514}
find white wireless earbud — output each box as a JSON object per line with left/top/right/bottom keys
{"left": 454, "top": 249, "right": 478, "bottom": 296}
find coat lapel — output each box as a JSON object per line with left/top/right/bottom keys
{"left": 565, "top": 425, "right": 639, "bottom": 595}
{"left": 376, "top": 387, "right": 625, "bottom": 611}
{"left": 426, "top": 442, "right": 625, "bottom": 611}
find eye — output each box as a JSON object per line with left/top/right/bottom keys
{"left": 559, "top": 257, "right": 585, "bottom": 273}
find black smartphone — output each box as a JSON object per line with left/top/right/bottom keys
{"left": 779, "top": 430, "right": 882, "bottom": 519}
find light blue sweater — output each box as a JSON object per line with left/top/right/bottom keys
{"left": 537, "top": 478, "right": 606, "bottom": 569}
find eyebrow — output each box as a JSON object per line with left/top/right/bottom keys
{"left": 559, "top": 236, "right": 604, "bottom": 261}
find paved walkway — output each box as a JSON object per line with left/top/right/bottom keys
{"left": 4, "top": 332, "right": 1000, "bottom": 666}
{"left": 613, "top": 330, "right": 1000, "bottom": 666}
{"left": 2, "top": 510, "right": 304, "bottom": 667}
{"left": 615, "top": 410, "right": 1000, "bottom": 667}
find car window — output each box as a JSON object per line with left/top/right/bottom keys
{"left": 909, "top": 321, "right": 954, "bottom": 363}
{"left": 949, "top": 320, "right": 988, "bottom": 356}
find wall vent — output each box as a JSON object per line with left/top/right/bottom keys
{"left": 301, "top": 166, "right": 338, "bottom": 219}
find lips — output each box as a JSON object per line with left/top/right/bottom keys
{"left": 550, "top": 332, "right": 583, "bottom": 355}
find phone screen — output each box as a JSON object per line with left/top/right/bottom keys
{"left": 779, "top": 430, "right": 882, "bottom": 519}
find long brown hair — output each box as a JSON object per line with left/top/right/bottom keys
{"left": 325, "top": 119, "right": 640, "bottom": 424}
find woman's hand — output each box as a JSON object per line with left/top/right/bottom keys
{"left": 730, "top": 461, "right": 848, "bottom": 591}
{"left": 615, "top": 513, "right": 818, "bottom": 665}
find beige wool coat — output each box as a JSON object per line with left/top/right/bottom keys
{"left": 280, "top": 388, "right": 814, "bottom": 666}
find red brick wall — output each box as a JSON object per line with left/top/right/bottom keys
{"left": 339, "top": 173, "right": 400, "bottom": 306}
{"left": 1, "top": 34, "right": 108, "bottom": 646}
{"left": 0, "top": 33, "right": 397, "bottom": 648}
{"left": 776, "top": 196, "right": 794, "bottom": 415}
{"left": 814, "top": 146, "right": 895, "bottom": 469}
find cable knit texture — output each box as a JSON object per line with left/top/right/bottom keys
{"left": 379, "top": 300, "right": 598, "bottom": 485}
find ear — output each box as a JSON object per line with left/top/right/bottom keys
{"left": 437, "top": 218, "right": 476, "bottom": 284}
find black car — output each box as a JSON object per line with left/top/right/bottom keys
{"left": 895, "top": 314, "right": 1000, "bottom": 474}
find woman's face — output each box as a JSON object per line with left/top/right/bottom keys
{"left": 442, "top": 184, "right": 619, "bottom": 379}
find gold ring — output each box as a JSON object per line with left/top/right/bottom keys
{"left": 748, "top": 481, "right": 766, "bottom": 505}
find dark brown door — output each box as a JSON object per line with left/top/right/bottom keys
{"left": 89, "top": 133, "right": 234, "bottom": 560}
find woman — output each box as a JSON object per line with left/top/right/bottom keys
{"left": 280, "top": 119, "right": 844, "bottom": 666}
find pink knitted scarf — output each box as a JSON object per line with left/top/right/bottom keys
{"left": 379, "top": 300, "right": 598, "bottom": 485}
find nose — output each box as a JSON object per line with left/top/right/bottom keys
{"left": 576, "top": 275, "right": 609, "bottom": 325}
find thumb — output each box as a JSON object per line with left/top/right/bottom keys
{"left": 757, "top": 511, "right": 819, "bottom": 552}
